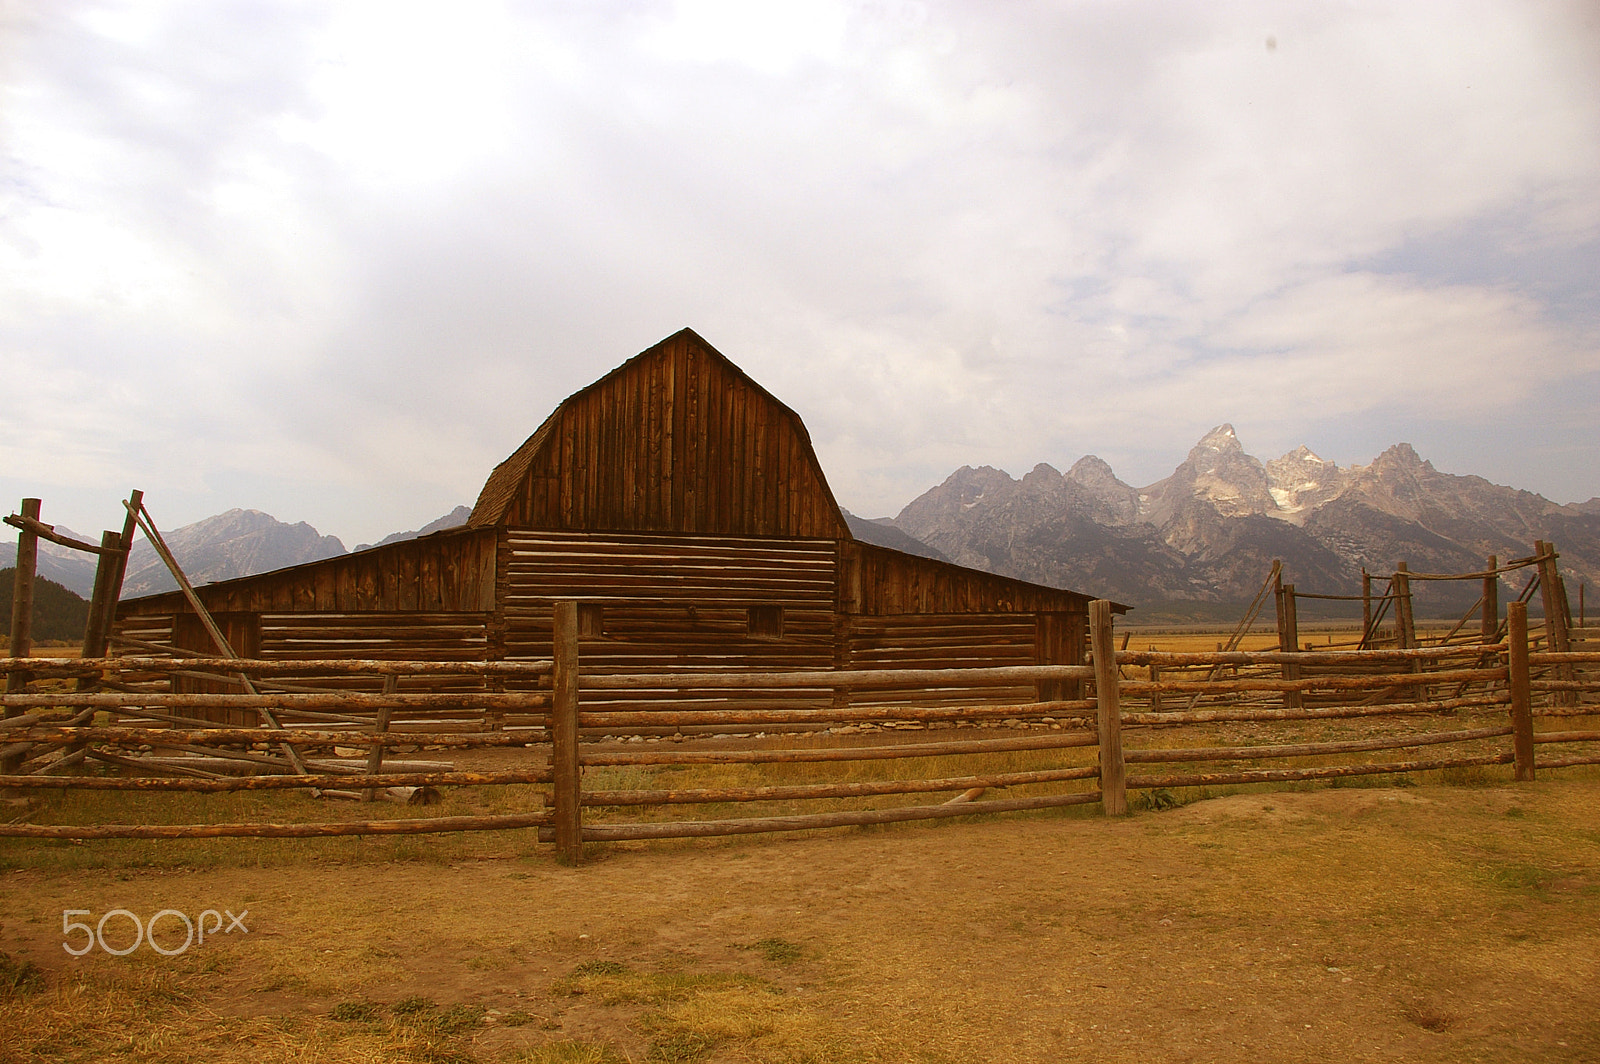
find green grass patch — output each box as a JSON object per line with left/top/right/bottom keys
{"left": 1490, "top": 862, "right": 1561, "bottom": 894}
{"left": 545, "top": 959, "right": 847, "bottom": 1063}
{"left": 750, "top": 937, "right": 803, "bottom": 963}
{"left": 330, "top": 999, "right": 384, "bottom": 1022}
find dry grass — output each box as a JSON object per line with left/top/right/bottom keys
{"left": 4, "top": 625, "right": 1596, "bottom": 1060}
{"left": 1, "top": 779, "right": 1598, "bottom": 1063}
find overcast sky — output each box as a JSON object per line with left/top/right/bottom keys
{"left": 3, "top": 0, "right": 1598, "bottom": 548}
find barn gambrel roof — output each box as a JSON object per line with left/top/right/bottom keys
{"left": 468, "top": 328, "right": 849, "bottom": 539}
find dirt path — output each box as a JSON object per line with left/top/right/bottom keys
{"left": 2, "top": 780, "right": 1598, "bottom": 1063}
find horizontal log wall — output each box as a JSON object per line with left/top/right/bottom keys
{"left": 259, "top": 614, "right": 492, "bottom": 712}
{"left": 498, "top": 531, "right": 839, "bottom": 732}
{"left": 261, "top": 612, "right": 490, "bottom": 663}
{"left": 845, "top": 616, "right": 1040, "bottom": 668}
{"left": 844, "top": 614, "right": 1039, "bottom": 708}
{"left": 499, "top": 530, "right": 836, "bottom": 668}
{"left": 109, "top": 611, "right": 496, "bottom": 725}
{"left": 116, "top": 615, "right": 174, "bottom": 653}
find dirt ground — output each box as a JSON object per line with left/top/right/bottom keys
{"left": 2, "top": 778, "right": 1598, "bottom": 1063}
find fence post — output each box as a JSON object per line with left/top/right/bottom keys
{"left": 1482, "top": 555, "right": 1499, "bottom": 645}
{"left": 79, "top": 531, "right": 119, "bottom": 660}
{"left": 1394, "top": 563, "right": 1415, "bottom": 650}
{"left": 551, "top": 600, "right": 583, "bottom": 862}
{"left": 364, "top": 673, "right": 398, "bottom": 802}
{"left": 1361, "top": 570, "right": 1372, "bottom": 649}
{"left": 1273, "top": 567, "right": 1288, "bottom": 651}
{"left": 1280, "top": 584, "right": 1302, "bottom": 709}
{"left": 1507, "top": 601, "right": 1534, "bottom": 781}
{"left": 1534, "top": 541, "right": 1575, "bottom": 708}
{"left": 81, "top": 489, "right": 141, "bottom": 662}
{"left": 1090, "top": 600, "right": 1126, "bottom": 816}
{"left": 3, "top": 499, "right": 41, "bottom": 776}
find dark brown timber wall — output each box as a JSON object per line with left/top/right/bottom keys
{"left": 840, "top": 541, "right": 1094, "bottom": 616}
{"left": 837, "top": 542, "right": 1092, "bottom": 707}
{"left": 111, "top": 530, "right": 500, "bottom": 718}
{"left": 495, "top": 529, "right": 838, "bottom": 721}
{"left": 116, "top": 528, "right": 498, "bottom": 617}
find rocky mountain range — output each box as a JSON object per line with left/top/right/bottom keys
{"left": 118, "top": 510, "right": 349, "bottom": 597}
{"left": 0, "top": 509, "right": 351, "bottom": 599}
{"left": 886, "top": 426, "right": 1600, "bottom": 619}
{"left": 5, "top": 429, "right": 1595, "bottom": 621}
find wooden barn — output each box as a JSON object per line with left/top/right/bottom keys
{"left": 115, "top": 329, "right": 1114, "bottom": 717}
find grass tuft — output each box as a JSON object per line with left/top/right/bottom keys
{"left": 391, "top": 994, "right": 437, "bottom": 1015}
{"left": 647, "top": 1028, "right": 723, "bottom": 1062}
{"left": 1134, "top": 788, "right": 1180, "bottom": 811}
{"left": 425, "top": 1002, "right": 487, "bottom": 1035}
{"left": 0, "top": 952, "right": 46, "bottom": 997}
{"left": 1439, "top": 765, "right": 1494, "bottom": 787}
{"left": 329, "top": 999, "right": 383, "bottom": 1022}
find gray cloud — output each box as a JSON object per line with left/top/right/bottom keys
{"left": 3, "top": 0, "right": 1598, "bottom": 548}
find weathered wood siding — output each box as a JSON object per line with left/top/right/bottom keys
{"left": 258, "top": 612, "right": 488, "bottom": 663}
{"left": 839, "top": 541, "right": 1093, "bottom": 615}
{"left": 117, "top": 614, "right": 174, "bottom": 650}
{"left": 844, "top": 615, "right": 1041, "bottom": 669}
{"left": 471, "top": 330, "right": 847, "bottom": 539}
{"left": 125, "top": 609, "right": 494, "bottom": 724}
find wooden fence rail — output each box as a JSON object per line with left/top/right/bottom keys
{"left": 535, "top": 598, "right": 1595, "bottom": 862}
{"left": 1, "top": 599, "right": 1596, "bottom": 853}
{"left": 0, "top": 656, "right": 557, "bottom": 677}
{"left": 0, "top": 653, "right": 559, "bottom": 839}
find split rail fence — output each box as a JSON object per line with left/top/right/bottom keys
{"left": 3, "top": 601, "right": 1598, "bottom": 860}
{"left": 0, "top": 654, "right": 558, "bottom": 838}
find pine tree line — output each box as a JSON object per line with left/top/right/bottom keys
{"left": 0, "top": 568, "right": 91, "bottom": 644}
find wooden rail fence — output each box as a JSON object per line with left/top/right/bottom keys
{"left": 2, "top": 601, "right": 1596, "bottom": 856}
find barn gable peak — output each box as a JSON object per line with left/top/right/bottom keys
{"left": 469, "top": 329, "right": 850, "bottom": 539}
